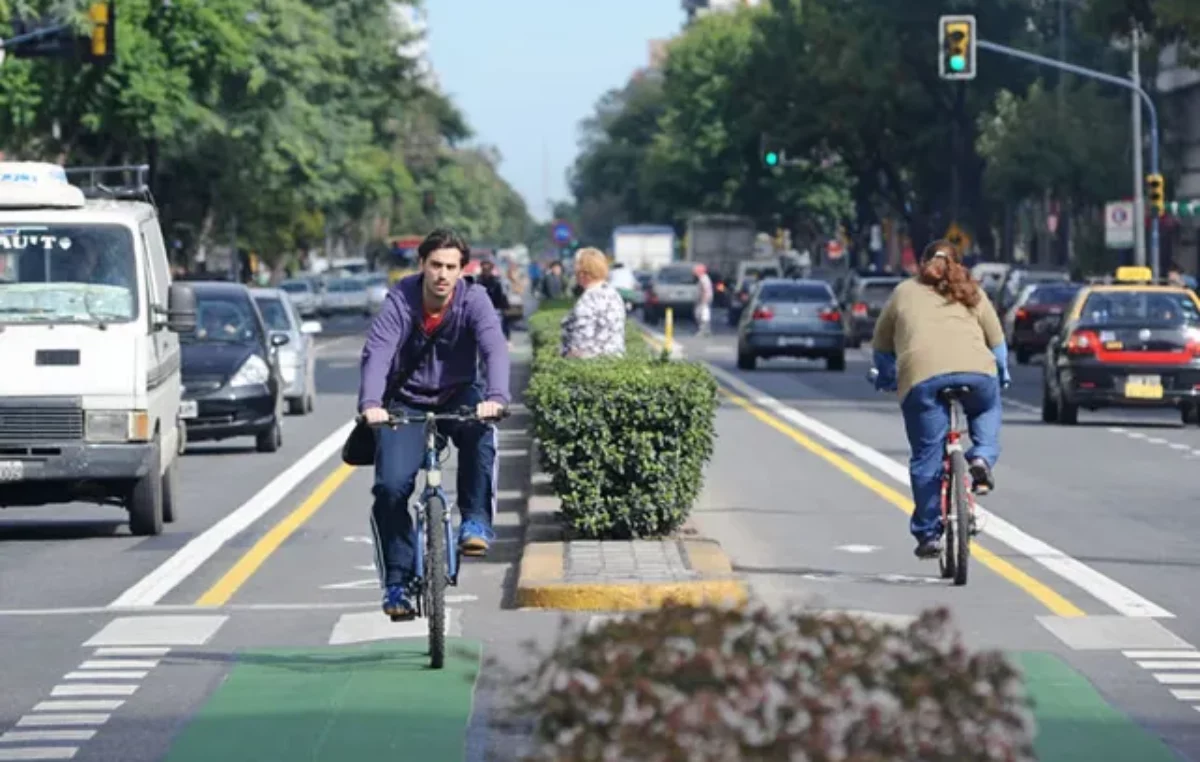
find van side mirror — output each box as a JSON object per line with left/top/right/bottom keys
{"left": 270, "top": 332, "right": 290, "bottom": 347}
{"left": 166, "top": 283, "right": 197, "bottom": 333}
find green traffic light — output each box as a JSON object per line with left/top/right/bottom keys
{"left": 764, "top": 151, "right": 778, "bottom": 166}
{"left": 950, "top": 55, "right": 966, "bottom": 72}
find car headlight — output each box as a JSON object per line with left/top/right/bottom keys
{"left": 86, "top": 410, "right": 150, "bottom": 443}
{"left": 229, "top": 354, "right": 270, "bottom": 387}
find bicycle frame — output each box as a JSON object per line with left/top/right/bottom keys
{"left": 409, "top": 414, "right": 460, "bottom": 607}
{"left": 939, "top": 400, "right": 977, "bottom": 522}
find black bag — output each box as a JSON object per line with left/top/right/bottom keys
{"left": 341, "top": 321, "right": 445, "bottom": 467}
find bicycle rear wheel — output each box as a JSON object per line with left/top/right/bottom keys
{"left": 948, "top": 449, "right": 971, "bottom": 586}
{"left": 425, "top": 494, "right": 448, "bottom": 669}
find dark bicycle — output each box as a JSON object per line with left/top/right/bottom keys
{"left": 868, "top": 369, "right": 980, "bottom": 586}
{"left": 362, "top": 405, "right": 508, "bottom": 668}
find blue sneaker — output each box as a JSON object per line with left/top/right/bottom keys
{"left": 458, "top": 519, "right": 495, "bottom": 557}
{"left": 382, "top": 584, "right": 415, "bottom": 620}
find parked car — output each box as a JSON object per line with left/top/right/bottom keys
{"left": 251, "top": 287, "right": 322, "bottom": 414}
{"left": 279, "top": 277, "right": 320, "bottom": 318}
{"left": 321, "top": 276, "right": 370, "bottom": 316}
{"left": 180, "top": 282, "right": 286, "bottom": 453}
{"left": 643, "top": 263, "right": 700, "bottom": 325}
{"left": 736, "top": 278, "right": 846, "bottom": 371}
{"left": 364, "top": 273, "right": 390, "bottom": 315}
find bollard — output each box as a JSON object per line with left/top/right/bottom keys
{"left": 664, "top": 307, "right": 674, "bottom": 355}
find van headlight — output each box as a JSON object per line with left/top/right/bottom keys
{"left": 86, "top": 410, "right": 150, "bottom": 442}
{"left": 229, "top": 354, "right": 270, "bottom": 387}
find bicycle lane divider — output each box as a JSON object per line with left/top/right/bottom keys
{"left": 109, "top": 420, "right": 358, "bottom": 608}
{"left": 639, "top": 326, "right": 1172, "bottom": 620}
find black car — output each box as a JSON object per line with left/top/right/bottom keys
{"left": 839, "top": 274, "right": 904, "bottom": 348}
{"left": 180, "top": 282, "right": 286, "bottom": 452}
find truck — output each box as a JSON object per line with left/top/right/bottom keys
{"left": 684, "top": 214, "right": 757, "bottom": 281}
{"left": 611, "top": 225, "right": 675, "bottom": 273}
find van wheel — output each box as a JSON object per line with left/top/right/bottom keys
{"left": 826, "top": 352, "right": 846, "bottom": 371}
{"left": 288, "top": 397, "right": 306, "bottom": 415}
{"left": 256, "top": 419, "right": 282, "bottom": 453}
{"left": 128, "top": 442, "right": 164, "bottom": 537}
{"left": 162, "top": 458, "right": 179, "bottom": 523}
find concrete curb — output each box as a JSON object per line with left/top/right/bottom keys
{"left": 514, "top": 441, "right": 748, "bottom": 612}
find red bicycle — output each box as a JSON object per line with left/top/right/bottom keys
{"left": 936, "top": 385, "right": 980, "bottom": 586}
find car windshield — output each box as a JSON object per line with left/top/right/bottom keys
{"left": 254, "top": 296, "right": 291, "bottom": 332}
{"left": 759, "top": 283, "right": 831, "bottom": 302}
{"left": 657, "top": 268, "right": 698, "bottom": 285}
{"left": 742, "top": 265, "right": 779, "bottom": 282}
{"left": 1080, "top": 291, "right": 1200, "bottom": 326}
{"left": 0, "top": 224, "right": 137, "bottom": 324}
{"left": 184, "top": 294, "right": 261, "bottom": 344}
{"left": 1026, "top": 284, "right": 1079, "bottom": 306}
{"left": 860, "top": 281, "right": 901, "bottom": 303}
{"left": 365, "top": 275, "right": 388, "bottom": 288}
{"left": 328, "top": 278, "right": 364, "bottom": 292}
{"left": 280, "top": 281, "right": 310, "bottom": 294}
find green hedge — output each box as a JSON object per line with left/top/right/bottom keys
{"left": 525, "top": 304, "right": 718, "bottom": 539}
{"left": 502, "top": 604, "right": 1035, "bottom": 761}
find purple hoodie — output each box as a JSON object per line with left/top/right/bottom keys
{"left": 358, "top": 274, "right": 511, "bottom": 410}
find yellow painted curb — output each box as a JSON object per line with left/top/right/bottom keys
{"left": 515, "top": 540, "right": 749, "bottom": 612}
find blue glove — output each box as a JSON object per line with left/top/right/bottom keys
{"left": 992, "top": 344, "right": 1012, "bottom": 389}
{"left": 872, "top": 350, "right": 898, "bottom": 392}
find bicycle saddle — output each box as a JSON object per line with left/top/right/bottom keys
{"left": 937, "top": 385, "right": 973, "bottom": 402}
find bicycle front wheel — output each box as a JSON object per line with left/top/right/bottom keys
{"left": 948, "top": 449, "right": 971, "bottom": 586}
{"left": 425, "top": 494, "right": 448, "bottom": 669}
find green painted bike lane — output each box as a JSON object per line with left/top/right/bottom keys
{"left": 162, "top": 645, "right": 1181, "bottom": 762}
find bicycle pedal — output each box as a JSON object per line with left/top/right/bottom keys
{"left": 389, "top": 613, "right": 416, "bottom": 623}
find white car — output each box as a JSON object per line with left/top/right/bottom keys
{"left": 279, "top": 278, "right": 319, "bottom": 318}
{"left": 321, "top": 276, "right": 370, "bottom": 316}
{"left": 364, "top": 274, "right": 389, "bottom": 315}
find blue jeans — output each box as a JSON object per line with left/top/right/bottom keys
{"left": 900, "top": 372, "right": 1001, "bottom": 542}
{"left": 370, "top": 384, "right": 497, "bottom": 587}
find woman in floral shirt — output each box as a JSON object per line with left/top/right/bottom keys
{"left": 560, "top": 248, "right": 627, "bottom": 358}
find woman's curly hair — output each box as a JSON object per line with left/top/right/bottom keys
{"left": 919, "top": 239, "right": 980, "bottom": 309}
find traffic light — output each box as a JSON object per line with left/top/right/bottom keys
{"left": 80, "top": 0, "right": 114, "bottom": 64}
{"left": 939, "top": 15, "right": 976, "bottom": 80}
{"left": 1146, "top": 174, "right": 1165, "bottom": 217}
{"left": 1169, "top": 200, "right": 1200, "bottom": 217}
{"left": 760, "top": 134, "right": 783, "bottom": 167}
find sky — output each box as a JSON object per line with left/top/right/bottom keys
{"left": 426, "top": 0, "right": 683, "bottom": 223}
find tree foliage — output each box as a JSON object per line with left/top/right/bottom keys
{"left": 0, "top": 0, "right": 532, "bottom": 266}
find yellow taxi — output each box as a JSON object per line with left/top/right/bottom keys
{"left": 1041, "top": 266, "right": 1200, "bottom": 425}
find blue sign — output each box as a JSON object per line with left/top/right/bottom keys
{"left": 551, "top": 220, "right": 573, "bottom": 245}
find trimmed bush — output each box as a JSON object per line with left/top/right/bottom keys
{"left": 525, "top": 304, "right": 717, "bottom": 539}
{"left": 504, "top": 603, "right": 1036, "bottom": 762}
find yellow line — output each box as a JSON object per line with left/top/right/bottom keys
{"left": 195, "top": 464, "right": 356, "bottom": 606}
{"left": 719, "top": 389, "right": 1086, "bottom": 618}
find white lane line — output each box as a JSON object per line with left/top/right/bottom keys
{"left": 31, "top": 701, "right": 123, "bottom": 713}
{"left": 15, "top": 716, "right": 108, "bottom": 728}
{"left": 1153, "top": 673, "right": 1200, "bottom": 685}
{"left": 0, "top": 749, "right": 78, "bottom": 760}
{"left": 1173, "top": 690, "right": 1200, "bottom": 701}
{"left": 62, "top": 671, "right": 147, "bottom": 681}
{"left": 1125, "top": 650, "right": 1200, "bottom": 659}
{"left": 92, "top": 647, "right": 169, "bottom": 657}
{"left": 109, "top": 420, "right": 356, "bottom": 607}
{"left": 643, "top": 325, "right": 1174, "bottom": 619}
{"left": 0, "top": 730, "right": 95, "bottom": 743}
{"left": 49, "top": 685, "right": 137, "bottom": 698}
{"left": 1136, "top": 661, "right": 1200, "bottom": 670}
{"left": 77, "top": 660, "right": 158, "bottom": 670}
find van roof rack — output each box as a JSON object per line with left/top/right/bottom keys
{"left": 63, "top": 164, "right": 155, "bottom": 206}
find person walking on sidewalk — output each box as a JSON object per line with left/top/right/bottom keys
{"left": 694, "top": 263, "right": 713, "bottom": 336}
{"left": 560, "top": 248, "right": 626, "bottom": 359}
{"left": 358, "top": 228, "right": 511, "bottom": 619}
{"left": 870, "top": 239, "right": 1010, "bottom": 561}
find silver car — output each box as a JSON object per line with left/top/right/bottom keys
{"left": 322, "top": 276, "right": 370, "bottom": 316}
{"left": 279, "top": 278, "right": 320, "bottom": 318}
{"left": 251, "top": 288, "right": 322, "bottom": 414}
{"left": 736, "top": 278, "right": 846, "bottom": 371}
{"left": 364, "top": 273, "right": 390, "bottom": 315}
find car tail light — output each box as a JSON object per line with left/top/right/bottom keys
{"left": 1186, "top": 336, "right": 1200, "bottom": 358}
{"left": 819, "top": 307, "right": 841, "bottom": 323}
{"left": 852, "top": 302, "right": 868, "bottom": 317}
{"left": 1067, "top": 329, "right": 1098, "bottom": 356}
{"left": 752, "top": 307, "right": 773, "bottom": 320}
{"left": 1015, "top": 308, "right": 1028, "bottom": 322}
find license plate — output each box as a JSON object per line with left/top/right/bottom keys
{"left": 780, "top": 337, "right": 814, "bottom": 347}
{"left": 0, "top": 460, "right": 24, "bottom": 482}
{"left": 179, "top": 400, "right": 198, "bottom": 419}
{"left": 1125, "top": 374, "right": 1163, "bottom": 399}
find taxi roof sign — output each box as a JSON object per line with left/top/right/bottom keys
{"left": 1115, "top": 266, "right": 1153, "bottom": 283}
{"left": 0, "top": 162, "right": 86, "bottom": 209}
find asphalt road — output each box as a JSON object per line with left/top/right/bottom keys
{"left": 658, "top": 308, "right": 1200, "bottom": 761}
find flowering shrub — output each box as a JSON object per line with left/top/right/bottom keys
{"left": 505, "top": 603, "right": 1036, "bottom": 762}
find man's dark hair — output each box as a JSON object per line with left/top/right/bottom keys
{"left": 418, "top": 228, "right": 470, "bottom": 265}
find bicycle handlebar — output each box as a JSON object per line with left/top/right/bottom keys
{"left": 358, "top": 405, "right": 511, "bottom": 427}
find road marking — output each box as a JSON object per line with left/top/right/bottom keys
{"left": 15, "top": 716, "right": 107, "bottom": 729}
{"left": 77, "top": 660, "right": 158, "bottom": 670}
{"left": 85, "top": 617, "right": 225, "bottom": 647}
{"left": 0, "top": 730, "right": 95, "bottom": 743}
{"left": 0, "top": 750, "right": 79, "bottom": 760}
{"left": 328, "top": 609, "right": 460, "bottom": 644}
{"left": 1136, "top": 661, "right": 1200, "bottom": 670}
{"left": 110, "top": 419, "right": 357, "bottom": 607}
{"left": 62, "top": 671, "right": 147, "bottom": 681}
{"left": 195, "top": 464, "right": 355, "bottom": 606}
{"left": 1153, "top": 674, "right": 1200, "bottom": 685}
{"left": 642, "top": 325, "right": 1172, "bottom": 619}
{"left": 93, "top": 647, "right": 169, "bottom": 657}
{"left": 50, "top": 685, "right": 137, "bottom": 698}
{"left": 835, "top": 544, "right": 880, "bottom": 553}
{"left": 1126, "top": 650, "right": 1200, "bottom": 659}
{"left": 31, "top": 701, "right": 123, "bottom": 713}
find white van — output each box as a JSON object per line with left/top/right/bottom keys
{"left": 0, "top": 163, "right": 196, "bottom": 536}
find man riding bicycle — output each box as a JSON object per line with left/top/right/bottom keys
{"left": 870, "top": 240, "right": 1010, "bottom": 560}
{"left": 358, "top": 228, "right": 510, "bottom": 618}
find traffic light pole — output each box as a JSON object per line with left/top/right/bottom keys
{"left": 976, "top": 39, "right": 1162, "bottom": 277}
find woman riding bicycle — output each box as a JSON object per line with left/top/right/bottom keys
{"left": 871, "top": 239, "right": 1010, "bottom": 560}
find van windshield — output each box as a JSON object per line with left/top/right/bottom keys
{"left": 0, "top": 224, "right": 137, "bottom": 324}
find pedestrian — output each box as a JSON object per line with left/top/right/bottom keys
{"left": 540, "top": 260, "right": 567, "bottom": 300}
{"left": 560, "top": 248, "right": 626, "bottom": 359}
{"left": 694, "top": 263, "right": 713, "bottom": 336}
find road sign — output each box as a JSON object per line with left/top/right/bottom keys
{"left": 944, "top": 222, "right": 971, "bottom": 254}
{"left": 551, "top": 220, "right": 573, "bottom": 245}
{"left": 1105, "top": 201, "right": 1134, "bottom": 248}
{"left": 826, "top": 240, "right": 844, "bottom": 259}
